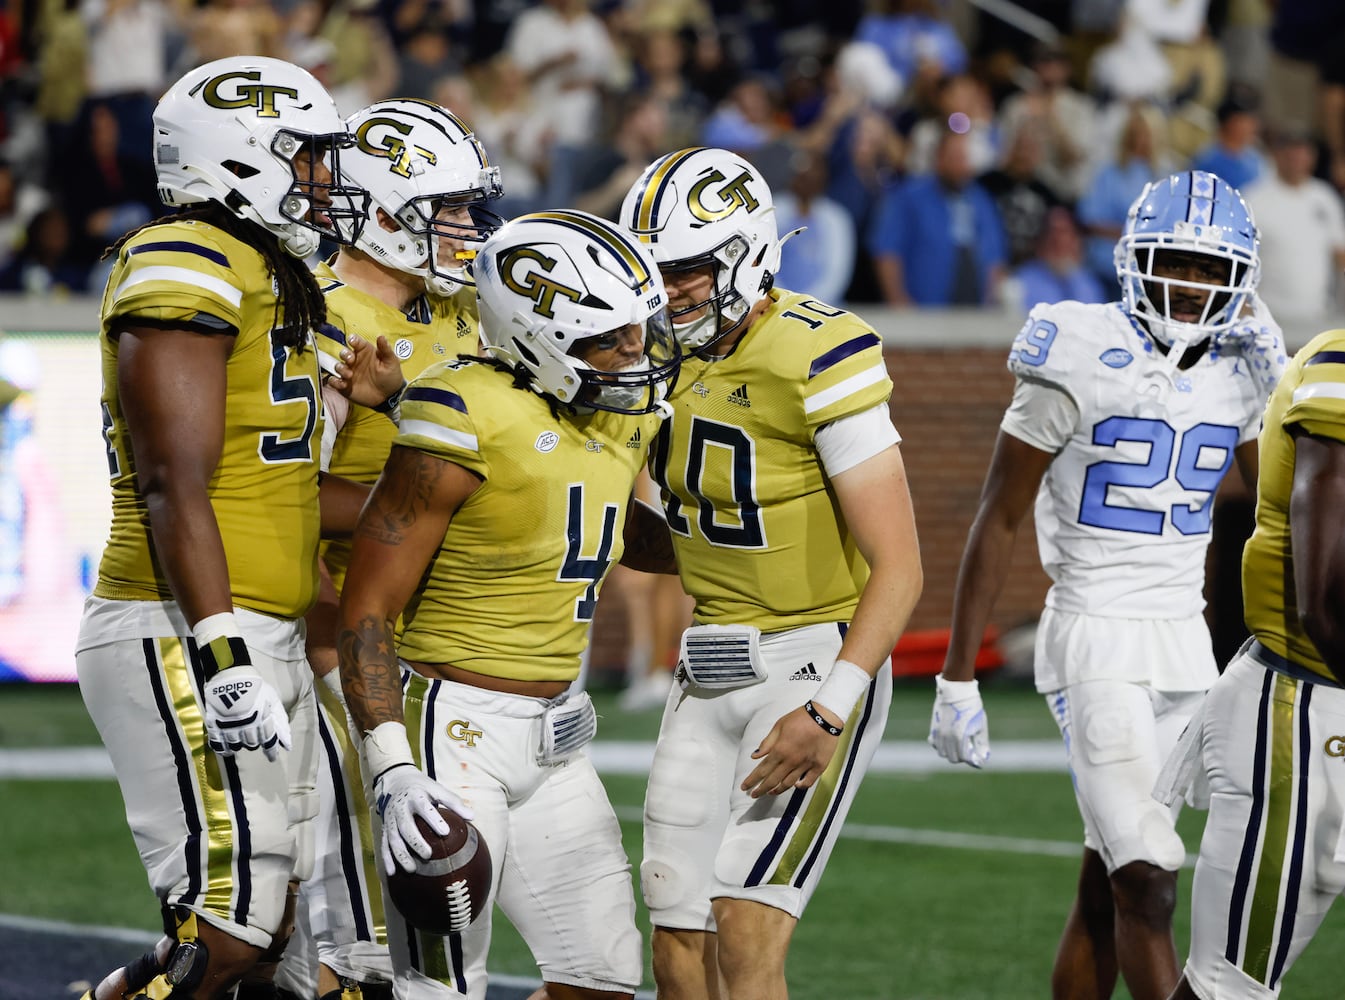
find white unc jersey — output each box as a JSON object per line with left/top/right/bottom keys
{"left": 1005, "top": 301, "right": 1264, "bottom": 619}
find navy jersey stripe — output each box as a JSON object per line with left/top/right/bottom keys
{"left": 745, "top": 787, "right": 808, "bottom": 887}
{"left": 128, "top": 241, "right": 230, "bottom": 267}
{"left": 406, "top": 386, "right": 468, "bottom": 413}
{"left": 317, "top": 701, "right": 373, "bottom": 941}
{"left": 1271, "top": 683, "right": 1312, "bottom": 988}
{"left": 316, "top": 323, "right": 347, "bottom": 347}
{"left": 809, "top": 333, "right": 880, "bottom": 379}
{"left": 1304, "top": 351, "right": 1345, "bottom": 367}
{"left": 1226, "top": 669, "right": 1274, "bottom": 963}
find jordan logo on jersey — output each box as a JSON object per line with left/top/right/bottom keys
{"left": 728, "top": 384, "right": 751, "bottom": 408}
{"left": 789, "top": 663, "right": 821, "bottom": 682}
{"left": 626, "top": 428, "right": 642, "bottom": 448}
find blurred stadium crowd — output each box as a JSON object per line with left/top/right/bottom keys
{"left": 1, "top": 0, "right": 1344, "bottom": 321}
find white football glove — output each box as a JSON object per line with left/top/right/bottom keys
{"left": 195, "top": 614, "right": 291, "bottom": 763}
{"left": 202, "top": 664, "right": 292, "bottom": 762}
{"left": 1213, "top": 295, "right": 1287, "bottom": 400}
{"left": 364, "top": 721, "right": 474, "bottom": 874}
{"left": 929, "top": 675, "right": 990, "bottom": 769}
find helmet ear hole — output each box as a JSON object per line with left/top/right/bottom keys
{"left": 513, "top": 338, "right": 540, "bottom": 368}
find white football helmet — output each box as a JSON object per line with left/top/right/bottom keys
{"left": 620, "top": 147, "right": 784, "bottom": 353}
{"left": 1115, "top": 170, "right": 1260, "bottom": 358}
{"left": 152, "top": 56, "right": 369, "bottom": 258}
{"left": 474, "top": 210, "right": 681, "bottom": 415}
{"left": 344, "top": 99, "right": 504, "bottom": 296}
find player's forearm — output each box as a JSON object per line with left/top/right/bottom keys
{"left": 840, "top": 556, "right": 923, "bottom": 677}
{"left": 943, "top": 513, "right": 1017, "bottom": 681}
{"left": 143, "top": 485, "right": 234, "bottom": 626}
{"left": 319, "top": 472, "right": 372, "bottom": 538}
{"left": 337, "top": 611, "right": 406, "bottom": 735}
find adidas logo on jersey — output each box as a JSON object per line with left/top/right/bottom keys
{"left": 728, "top": 384, "right": 750, "bottom": 407}
{"left": 626, "top": 428, "right": 642, "bottom": 448}
{"left": 789, "top": 662, "right": 822, "bottom": 682}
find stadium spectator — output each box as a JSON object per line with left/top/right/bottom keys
{"left": 633, "top": 27, "right": 709, "bottom": 149}
{"left": 997, "top": 41, "right": 1096, "bottom": 201}
{"left": 1006, "top": 205, "right": 1107, "bottom": 313}
{"left": 0, "top": 207, "right": 86, "bottom": 295}
{"left": 1243, "top": 124, "right": 1345, "bottom": 322}
{"left": 1190, "top": 88, "right": 1267, "bottom": 192}
{"left": 0, "top": 160, "right": 50, "bottom": 274}
{"left": 1078, "top": 102, "right": 1172, "bottom": 294}
{"left": 904, "top": 72, "right": 998, "bottom": 177}
{"left": 773, "top": 148, "right": 856, "bottom": 304}
{"left": 870, "top": 128, "right": 1008, "bottom": 307}
{"left": 572, "top": 92, "right": 675, "bottom": 220}
{"left": 855, "top": 0, "right": 967, "bottom": 87}
{"left": 979, "top": 124, "right": 1066, "bottom": 268}
{"left": 933, "top": 170, "right": 1283, "bottom": 1000}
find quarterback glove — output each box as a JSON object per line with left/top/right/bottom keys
{"left": 365, "top": 721, "right": 474, "bottom": 874}
{"left": 1214, "top": 296, "right": 1287, "bottom": 399}
{"left": 929, "top": 674, "right": 990, "bottom": 769}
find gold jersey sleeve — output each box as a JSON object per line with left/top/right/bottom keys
{"left": 95, "top": 220, "right": 322, "bottom": 619}
{"left": 652, "top": 290, "right": 893, "bottom": 628}
{"left": 390, "top": 360, "right": 659, "bottom": 682}
{"left": 1243, "top": 330, "right": 1345, "bottom": 679}
{"left": 312, "top": 262, "right": 481, "bottom": 589}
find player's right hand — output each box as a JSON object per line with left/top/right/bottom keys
{"left": 929, "top": 675, "right": 990, "bottom": 769}
{"left": 202, "top": 664, "right": 293, "bottom": 762}
{"left": 374, "top": 764, "right": 473, "bottom": 874}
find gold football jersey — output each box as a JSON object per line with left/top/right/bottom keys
{"left": 393, "top": 359, "right": 660, "bottom": 682}
{"left": 95, "top": 219, "right": 323, "bottom": 619}
{"left": 1244, "top": 330, "right": 1345, "bottom": 680}
{"left": 652, "top": 289, "right": 893, "bottom": 628}
{"left": 312, "top": 261, "right": 480, "bottom": 588}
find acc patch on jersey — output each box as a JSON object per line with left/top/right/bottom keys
{"left": 1099, "top": 348, "right": 1133, "bottom": 369}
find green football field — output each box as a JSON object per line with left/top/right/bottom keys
{"left": 4, "top": 681, "right": 1345, "bottom": 999}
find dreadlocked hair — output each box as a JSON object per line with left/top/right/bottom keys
{"left": 473, "top": 354, "right": 569, "bottom": 420}
{"left": 104, "top": 205, "right": 325, "bottom": 350}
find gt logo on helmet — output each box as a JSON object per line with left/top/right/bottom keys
{"left": 688, "top": 169, "right": 760, "bottom": 223}
{"left": 354, "top": 116, "right": 438, "bottom": 179}
{"left": 197, "top": 70, "right": 301, "bottom": 119}
{"left": 500, "top": 246, "right": 585, "bottom": 319}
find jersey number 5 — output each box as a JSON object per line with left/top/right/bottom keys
{"left": 1079, "top": 417, "right": 1239, "bottom": 535}
{"left": 259, "top": 334, "right": 318, "bottom": 463}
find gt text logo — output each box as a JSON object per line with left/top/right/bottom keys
{"left": 1325, "top": 736, "right": 1345, "bottom": 757}
{"left": 447, "top": 720, "right": 483, "bottom": 747}
{"left": 500, "top": 247, "right": 584, "bottom": 319}
{"left": 688, "top": 169, "right": 760, "bottom": 223}
{"left": 196, "top": 71, "right": 302, "bottom": 119}
{"left": 355, "top": 116, "right": 437, "bottom": 178}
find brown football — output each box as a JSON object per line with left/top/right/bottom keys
{"left": 385, "top": 805, "right": 493, "bottom": 936}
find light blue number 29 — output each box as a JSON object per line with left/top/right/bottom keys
{"left": 1012, "top": 318, "right": 1058, "bottom": 367}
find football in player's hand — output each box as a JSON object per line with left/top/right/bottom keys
{"left": 385, "top": 805, "right": 492, "bottom": 936}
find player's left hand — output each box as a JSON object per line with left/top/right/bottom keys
{"left": 741, "top": 705, "right": 841, "bottom": 798}
{"left": 327, "top": 333, "right": 405, "bottom": 408}
{"left": 1215, "top": 295, "right": 1287, "bottom": 399}
{"left": 929, "top": 674, "right": 989, "bottom": 768}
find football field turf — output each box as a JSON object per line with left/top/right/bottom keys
{"left": 4, "top": 682, "right": 1345, "bottom": 999}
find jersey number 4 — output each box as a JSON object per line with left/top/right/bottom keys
{"left": 1079, "top": 417, "right": 1238, "bottom": 535}
{"left": 558, "top": 483, "right": 620, "bottom": 621}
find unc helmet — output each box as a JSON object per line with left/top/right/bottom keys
{"left": 474, "top": 210, "right": 681, "bottom": 415}
{"left": 1115, "top": 170, "right": 1260, "bottom": 352}
{"left": 344, "top": 99, "right": 503, "bottom": 296}
{"left": 152, "top": 56, "right": 369, "bottom": 258}
{"left": 620, "top": 147, "right": 782, "bottom": 353}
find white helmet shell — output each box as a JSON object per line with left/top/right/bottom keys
{"left": 344, "top": 99, "right": 503, "bottom": 296}
{"left": 474, "top": 210, "right": 681, "bottom": 414}
{"left": 152, "top": 56, "right": 369, "bottom": 257}
{"left": 620, "top": 147, "right": 780, "bottom": 352}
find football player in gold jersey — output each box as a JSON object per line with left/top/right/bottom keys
{"left": 276, "top": 99, "right": 503, "bottom": 1000}
{"left": 1164, "top": 332, "right": 1345, "bottom": 1000}
{"left": 619, "top": 147, "right": 923, "bottom": 999}
{"left": 337, "top": 210, "right": 680, "bottom": 999}
{"left": 72, "top": 56, "right": 391, "bottom": 1000}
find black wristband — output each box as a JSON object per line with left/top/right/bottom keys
{"left": 374, "top": 383, "right": 406, "bottom": 415}
{"left": 805, "top": 700, "right": 843, "bottom": 736}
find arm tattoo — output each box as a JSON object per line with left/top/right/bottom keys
{"left": 338, "top": 614, "right": 404, "bottom": 736}
{"left": 358, "top": 449, "right": 444, "bottom": 546}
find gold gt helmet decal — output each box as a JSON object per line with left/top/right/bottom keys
{"left": 499, "top": 246, "right": 587, "bottom": 319}
{"left": 687, "top": 168, "right": 761, "bottom": 224}
{"left": 354, "top": 116, "right": 438, "bottom": 178}
{"left": 194, "top": 70, "right": 304, "bottom": 119}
